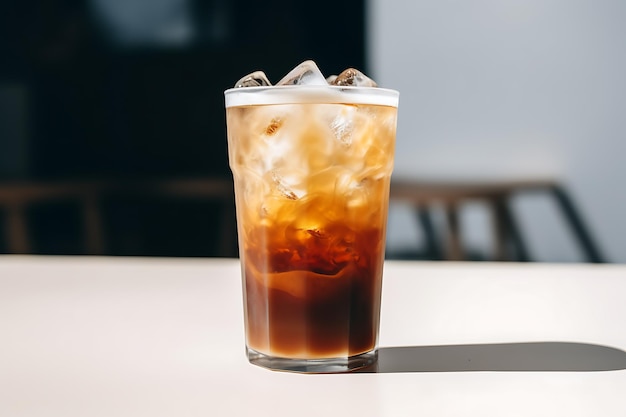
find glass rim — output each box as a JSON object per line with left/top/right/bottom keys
{"left": 224, "top": 85, "right": 399, "bottom": 108}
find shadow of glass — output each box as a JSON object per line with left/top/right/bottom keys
{"left": 356, "top": 342, "right": 626, "bottom": 373}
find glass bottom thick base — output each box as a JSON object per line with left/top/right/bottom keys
{"left": 246, "top": 347, "right": 378, "bottom": 373}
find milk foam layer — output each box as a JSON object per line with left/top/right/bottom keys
{"left": 225, "top": 85, "right": 399, "bottom": 108}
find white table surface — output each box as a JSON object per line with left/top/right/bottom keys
{"left": 1, "top": 256, "right": 625, "bottom": 416}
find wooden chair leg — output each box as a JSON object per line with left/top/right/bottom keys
{"left": 550, "top": 185, "right": 605, "bottom": 263}
{"left": 491, "top": 198, "right": 508, "bottom": 261}
{"left": 83, "top": 195, "right": 105, "bottom": 255}
{"left": 416, "top": 207, "right": 443, "bottom": 260}
{"left": 492, "top": 197, "right": 531, "bottom": 262}
{"left": 444, "top": 202, "right": 464, "bottom": 261}
{"left": 6, "top": 202, "right": 30, "bottom": 254}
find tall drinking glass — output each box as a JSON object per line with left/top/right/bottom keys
{"left": 225, "top": 85, "right": 399, "bottom": 372}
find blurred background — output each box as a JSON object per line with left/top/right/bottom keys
{"left": 375, "top": 0, "right": 625, "bottom": 263}
{"left": 0, "top": 0, "right": 623, "bottom": 262}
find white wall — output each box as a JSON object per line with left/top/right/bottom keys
{"left": 369, "top": 0, "right": 626, "bottom": 262}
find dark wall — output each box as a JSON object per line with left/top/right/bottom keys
{"left": 1, "top": 0, "right": 366, "bottom": 180}
{"left": 0, "top": 0, "right": 367, "bottom": 256}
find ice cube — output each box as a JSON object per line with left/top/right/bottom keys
{"left": 328, "top": 105, "right": 358, "bottom": 146}
{"left": 306, "top": 228, "right": 328, "bottom": 239}
{"left": 276, "top": 60, "right": 328, "bottom": 86}
{"left": 271, "top": 170, "right": 299, "bottom": 200}
{"left": 330, "top": 114, "right": 354, "bottom": 146}
{"left": 264, "top": 117, "right": 283, "bottom": 136}
{"left": 329, "top": 226, "right": 358, "bottom": 267}
{"left": 345, "top": 178, "right": 370, "bottom": 208}
{"left": 331, "top": 68, "right": 377, "bottom": 87}
{"left": 234, "top": 70, "right": 271, "bottom": 88}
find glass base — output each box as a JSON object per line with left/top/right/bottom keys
{"left": 246, "top": 347, "right": 378, "bottom": 373}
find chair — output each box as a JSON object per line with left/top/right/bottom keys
{"left": 388, "top": 179, "right": 605, "bottom": 262}
{"left": 0, "top": 178, "right": 237, "bottom": 257}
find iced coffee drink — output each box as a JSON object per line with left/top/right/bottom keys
{"left": 225, "top": 61, "right": 398, "bottom": 372}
